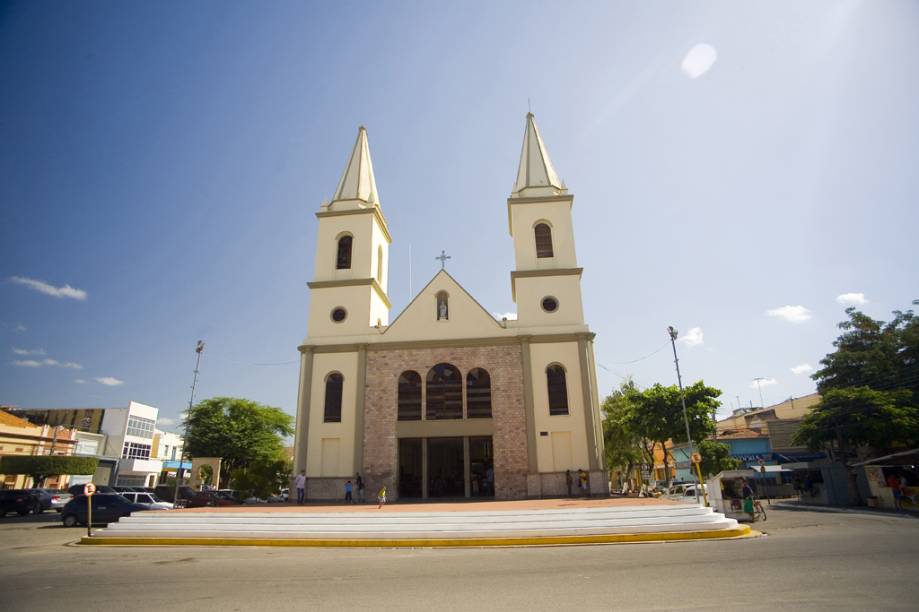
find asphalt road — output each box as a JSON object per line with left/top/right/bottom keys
{"left": 1, "top": 506, "right": 917, "bottom": 611}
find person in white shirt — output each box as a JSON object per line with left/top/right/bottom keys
{"left": 294, "top": 471, "right": 306, "bottom": 505}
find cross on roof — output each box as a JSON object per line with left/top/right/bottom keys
{"left": 435, "top": 250, "right": 451, "bottom": 270}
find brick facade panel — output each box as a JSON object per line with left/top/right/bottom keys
{"left": 363, "top": 344, "right": 528, "bottom": 500}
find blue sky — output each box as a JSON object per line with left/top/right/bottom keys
{"left": 2, "top": 1, "right": 918, "bottom": 429}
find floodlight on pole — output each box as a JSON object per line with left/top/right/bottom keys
{"left": 174, "top": 340, "right": 204, "bottom": 507}
{"left": 752, "top": 377, "right": 767, "bottom": 409}
{"left": 668, "top": 326, "right": 700, "bottom": 505}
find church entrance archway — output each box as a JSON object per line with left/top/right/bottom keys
{"left": 427, "top": 437, "right": 465, "bottom": 498}
{"left": 398, "top": 438, "right": 423, "bottom": 499}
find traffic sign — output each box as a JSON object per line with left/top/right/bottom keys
{"left": 691, "top": 452, "right": 702, "bottom": 464}
{"left": 83, "top": 483, "right": 97, "bottom": 496}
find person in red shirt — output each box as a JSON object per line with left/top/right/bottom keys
{"left": 887, "top": 473, "right": 902, "bottom": 511}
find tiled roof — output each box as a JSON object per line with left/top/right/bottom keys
{"left": 0, "top": 410, "right": 32, "bottom": 428}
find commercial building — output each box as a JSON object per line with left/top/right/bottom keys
{"left": 0, "top": 409, "right": 78, "bottom": 489}
{"left": 9, "top": 401, "right": 169, "bottom": 487}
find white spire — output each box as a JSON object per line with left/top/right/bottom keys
{"left": 331, "top": 126, "right": 379, "bottom": 206}
{"left": 512, "top": 113, "right": 564, "bottom": 197}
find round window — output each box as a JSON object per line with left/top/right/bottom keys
{"left": 541, "top": 297, "right": 559, "bottom": 313}
{"left": 331, "top": 307, "right": 347, "bottom": 323}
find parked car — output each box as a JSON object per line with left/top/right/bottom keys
{"left": 67, "top": 484, "right": 116, "bottom": 497}
{"left": 668, "top": 484, "right": 708, "bottom": 500}
{"left": 119, "top": 491, "right": 174, "bottom": 510}
{"left": 26, "top": 489, "right": 54, "bottom": 513}
{"left": 186, "top": 490, "right": 242, "bottom": 508}
{"left": 0, "top": 489, "right": 41, "bottom": 517}
{"left": 60, "top": 494, "right": 150, "bottom": 527}
{"left": 154, "top": 485, "right": 196, "bottom": 506}
{"left": 36, "top": 489, "right": 73, "bottom": 512}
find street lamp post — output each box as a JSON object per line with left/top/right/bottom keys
{"left": 753, "top": 377, "right": 767, "bottom": 409}
{"left": 668, "top": 326, "right": 700, "bottom": 504}
{"left": 174, "top": 340, "right": 204, "bottom": 507}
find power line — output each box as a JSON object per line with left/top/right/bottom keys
{"left": 604, "top": 341, "right": 670, "bottom": 365}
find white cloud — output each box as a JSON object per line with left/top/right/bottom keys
{"left": 766, "top": 305, "right": 812, "bottom": 323}
{"left": 678, "top": 327, "right": 704, "bottom": 347}
{"left": 12, "top": 347, "right": 45, "bottom": 356}
{"left": 14, "top": 323, "right": 27, "bottom": 332}
{"left": 791, "top": 363, "right": 814, "bottom": 376}
{"left": 836, "top": 292, "right": 867, "bottom": 306}
{"left": 13, "top": 359, "right": 42, "bottom": 367}
{"left": 10, "top": 354, "right": 83, "bottom": 369}
{"left": 74, "top": 379, "right": 86, "bottom": 384}
{"left": 158, "top": 417, "right": 177, "bottom": 427}
{"left": 9, "top": 276, "right": 87, "bottom": 301}
{"left": 750, "top": 378, "right": 778, "bottom": 389}
{"left": 492, "top": 312, "right": 518, "bottom": 321}
{"left": 95, "top": 376, "right": 124, "bottom": 386}
{"left": 681, "top": 43, "right": 718, "bottom": 79}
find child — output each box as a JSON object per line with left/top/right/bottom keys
{"left": 377, "top": 484, "right": 387, "bottom": 509}
{"left": 344, "top": 480, "right": 353, "bottom": 504}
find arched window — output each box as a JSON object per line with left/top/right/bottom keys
{"left": 323, "top": 372, "right": 343, "bottom": 422}
{"left": 466, "top": 368, "right": 492, "bottom": 418}
{"left": 397, "top": 370, "right": 422, "bottom": 421}
{"left": 377, "top": 245, "right": 384, "bottom": 283}
{"left": 426, "top": 363, "right": 462, "bottom": 420}
{"left": 336, "top": 235, "right": 353, "bottom": 269}
{"left": 546, "top": 365, "right": 568, "bottom": 415}
{"left": 436, "top": 291, "right": 449, "bottom": 321}
{"left": 534, "top": 223, "right": 554, "bottom": 258}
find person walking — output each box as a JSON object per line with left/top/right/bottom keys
{"left": 741, "top": 477, "right": 755, "bottom": 521}
{"left": 356, "top": 473, "right": 365, "bottom": 503}
{"left": 888, "top": 473, "right": 903, "bottom": 511}
{"left": 377, "top": 484, "right": 387, "bottom": 509}
{"left": 578, "top": 469, "right": 589, "bottom": 497}
{"left": 565, "top": 470, "right": 573, "bottom": 497}
{"left": 345, "top": 480, "right": 354, "bottom": 504}
{"left": 294, "top": 470, "right": 306, "bottom": 505}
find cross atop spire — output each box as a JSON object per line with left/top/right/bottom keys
{"left": 331, "top": 125, "right": 379, "bottom": 206}
{"left": 435, "top": 250, "right": 451, "bottom": 270}
{"left": 511, "top": 113, "right": 565, "bottom": 198}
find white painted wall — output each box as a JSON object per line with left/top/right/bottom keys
{"left": 306, "top": 352, "right": 359, "bottom": 478}
{"left": 529, "top": 341, "right": 590, "bottom": 472}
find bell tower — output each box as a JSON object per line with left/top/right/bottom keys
{"left": 307, "top": 126, "right": 392, "bottom": 337}
{"left": 507, "top": 113, "right": 585, "bottom": 327}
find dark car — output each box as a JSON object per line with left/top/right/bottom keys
{"left": 154, "top": 484, "right": 196, "bottom": 505}
{"left": 67, "top": 484, "right": 116, "bottom": 497}
{"left": 0, "top": 489, "right": 41, "bottom": 517}
{"left": 26, "top": 489, "right": 53, "bottom": 512}
{"left": 60, "top": 493, "right": 150, "bottom": 527}
{"left": 186, "top": 490, "right": 242, "bottom": 508}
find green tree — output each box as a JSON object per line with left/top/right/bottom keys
{"left": 231, "top": 455, "right": 292, "bottom": 499}
{"left": 622, "top": 381, "right": 720, "bottom": 483}
{"left": 697, "top": 439, "right": 741, "bottom": 478}
{"left": 792, "top": 387, "right": 919, "bottom": 454}
{"left": 183, "top": 397, "right": 294, "bottom": 489}
{"left": 0, "top": 455, "right": 99, "bottom": 487}
{"left": 814, "top": 301, "right": 919, "bottom": 401}
{"left": 601, "top": 380, "right": 644, "bottom": 485}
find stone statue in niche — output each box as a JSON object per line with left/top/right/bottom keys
{"left": 437, "top": 293, "right": 448, "bottom": 320}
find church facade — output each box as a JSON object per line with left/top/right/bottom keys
{"left": 293, "top": 114, "right": 607, "bottom": 501}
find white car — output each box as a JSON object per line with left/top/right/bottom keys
{"left": 668, "top": 484, "right": 707, "bottom": 500}
{"left": 119, "top": 492, "right": 174, "bottom": 509}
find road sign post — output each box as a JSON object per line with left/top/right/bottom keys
{"left": 83, "top": 483, "right": 96, "bottom": 537}
{"left": 690, "top": 453, "right": 709, "bottom": 506}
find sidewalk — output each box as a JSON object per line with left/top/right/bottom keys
{"left": 773, "top": 499, "right": 919, "bottom": 519}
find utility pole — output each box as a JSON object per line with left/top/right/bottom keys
{"left": 174, "top": 340, "right": 205, "bottom": 507}
{"left": 668, "top": 326, "right": 700, "bottom": 504}
{"left": 752, "top": 377, "right": 767, "bottom": 408}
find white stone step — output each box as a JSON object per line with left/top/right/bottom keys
{"left": 95, "top": 504, "right": 740, "bottom": 540}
